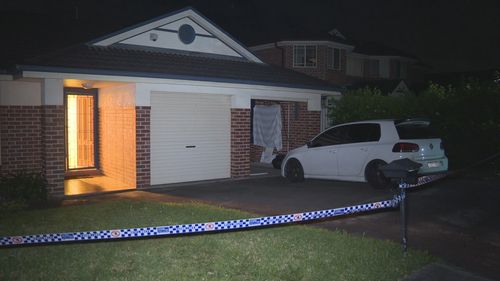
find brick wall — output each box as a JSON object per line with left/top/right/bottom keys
{"left": 99, "top": 107, "right": 136, "bottom": 187}
{"left": 230, "top": 108, "right": 250, "bottom": 178}
{"left": 250, "top": 100, "right": 320, "bottom": 162}
{"left": 253, "top": 47, "right": 284, "bottom": 67}
{"left": 254, "top": 45, "right": 359, "bottom": 86}
{"left": 283, "top": 45, "right": 327, "bottom": 80}
{"left": 256, "top": 45, "right": 350, "bottom": 86}
{"left": 0, "top": 105, "right": 65, "bottom": 197}
{"left": 135, "top": 106, "right": 151, "bottom": 188}
{"left": 41, "top": 105, "right": 65, "bottom": 197}
{"left": 0, "top": 106, "right": 43, "bottom": 175}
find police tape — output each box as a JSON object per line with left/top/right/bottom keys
{"left": 0, "top": 174, "right": 446, "bottom": 248}
{"left": 401, "top": 173, "right": 448, "bottom": 188}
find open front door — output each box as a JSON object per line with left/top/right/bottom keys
{"left": 65, "top": 89, "right": 98, "bottom": 170}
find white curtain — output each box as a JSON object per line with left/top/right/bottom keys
{"left": 253, "top": 104, "right": 282, "bottom": 151}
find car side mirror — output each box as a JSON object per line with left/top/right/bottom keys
{"left": 306, "top": 141, "right": 313, "bottom": 148}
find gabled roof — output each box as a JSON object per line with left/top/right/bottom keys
{"left": 19, "top": 44, "right": 340, "bottom": 92}
{"left": 352, "top": 41, "right": 418, "bottom": 59}
{"left": 88, "top": 7, "right": 261, "bottom": 63}
{"left": 250, "top": 29, "right": 355, "bottom": 47}
{"left": 16, "top": 7, "right": 341, "bottom": 92}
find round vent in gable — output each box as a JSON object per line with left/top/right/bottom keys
{"left": 178, "top": 24, "right": 196, "bottom": 44}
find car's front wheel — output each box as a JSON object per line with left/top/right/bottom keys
{"left": 284, "top": 158, "right": 304, "bottom": 183}
{"left": 365, "top": 160, "right": 391, "bottom": 189}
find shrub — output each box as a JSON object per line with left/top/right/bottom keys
{"left": 0, "top": 171, "right": 48, "bottom": 209}
{"left": 331, "top": 80, "right": 500, "bottom": 169}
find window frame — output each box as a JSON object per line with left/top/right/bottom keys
{"left": 293, "top": 45, "right": 317, "bottom": 68}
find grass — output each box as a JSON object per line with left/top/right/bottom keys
{"left": 0, "top": 200, "right": 435, "bottom": 280}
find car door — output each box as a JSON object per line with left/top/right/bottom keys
{"left": 336, "top": 123, "right": 381, "bottom": 176}
{"left": 301, "top": 126, "right": 349, "bottom": 177}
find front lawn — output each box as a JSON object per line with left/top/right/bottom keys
{"left": 0, "top": 200, "right": 434, "bottom": 280}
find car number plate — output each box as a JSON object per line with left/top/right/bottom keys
{"left": 427, "top": 161, "right": 441, "bottom": 168}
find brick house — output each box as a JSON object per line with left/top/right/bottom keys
{"left": 249, "top": 29, "right": 427, "bottom": 129}
{"left": 0, "top": 7, "right": 340, "bottom": 198}
{"left": 250, "top": 29, "right": 427, "bottom": 86}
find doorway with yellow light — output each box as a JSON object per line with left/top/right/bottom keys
{"left": 64, "top": 87, "right": 134, "bottom": 195}
{"left": 65, "top": 88, "right": 97, "bottom": 171}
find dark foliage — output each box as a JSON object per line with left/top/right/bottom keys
{"left": 0, "top": 171, "right": 48, "bottom": 209}
{"left": 330, "top": 79, "right": 500, "bottom": 169}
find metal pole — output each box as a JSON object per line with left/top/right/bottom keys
{"left": 400, "top": 180, "right": 408, "bottom": 255}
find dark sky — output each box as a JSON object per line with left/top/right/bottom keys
{"left": 1, "top": 0, "right": 499, "bottom": 72}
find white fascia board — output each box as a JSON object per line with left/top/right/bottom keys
{"left": 92, "top": 9, "right": 262, "bottom": 63}
{"left": 278, "top": 41, "right": 355, "bottom": 50}
{"left": 22, "top": 71, "right": 340, "bottom": 98}
{"left": 141, "top": 83, "right": 324, "bottom": 111}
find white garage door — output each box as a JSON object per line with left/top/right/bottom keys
{"left": 150, "top": 93, "right": 231, "bottom": 185}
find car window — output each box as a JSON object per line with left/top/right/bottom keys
{"left": 310, "top": 123, "right": 380, "bottom": 147}
{"left": 347, "top": 123, "right": 381, "bottom": 143}
{"left": 310, "top": 125, "right": 350, "bottom": 147}
{"left": 395, "top": 122, "right": 438, "bottom": 139}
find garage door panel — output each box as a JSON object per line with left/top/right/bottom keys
{"left": 151, "top": 93, "right": 231, "bottom": 185}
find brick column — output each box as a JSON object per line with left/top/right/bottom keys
{"left": 289, "top": 102, "right": 321, "bottom": 149}
{"left": 135, "top": 106, "right": 151, "bottom": 188}
{"left": 41, "top": 105, "right": 65, "bottom": 197}
{"left": 231, "top": 108, "right": 250, "bottom": 178}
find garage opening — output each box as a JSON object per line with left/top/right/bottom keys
{"left": 150, "top": 93, "right": 230, "bottom": 185}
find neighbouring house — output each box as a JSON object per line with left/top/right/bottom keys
{"left": 249, "top": 29, "right": 427, "bottom": 129}
{"left": 0, "top": 7, "right": 341, "bottom": 198}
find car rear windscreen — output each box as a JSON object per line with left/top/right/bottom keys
{"left": 395, "top": 122, "right": 439, "bottom": 139}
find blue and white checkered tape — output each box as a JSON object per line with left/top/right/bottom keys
{"left": 0, "top": 173, "right": 445, "bottom": 247}
{"left": 0, "top": 198, "right": 396, "bottom": 247}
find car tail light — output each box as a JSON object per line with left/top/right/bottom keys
{"left": 392, "top": 142, "right": 420, "bottom": 152}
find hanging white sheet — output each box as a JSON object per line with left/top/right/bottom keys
{"left": 253, "top": 104, "right": 282, "bottom": 151}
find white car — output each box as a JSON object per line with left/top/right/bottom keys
{"left": 281, "top": 119, "right": 448, "bottom": 188}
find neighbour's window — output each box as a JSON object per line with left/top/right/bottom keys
{"left": 327, "top": 47, "right": 341, "bottom": 70}
{"left": 293, "top": 45, "right": 317, "bottom": 67}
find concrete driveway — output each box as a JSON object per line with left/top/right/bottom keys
{"left": 152, "top": 174, "right": 500, "bottom": 280}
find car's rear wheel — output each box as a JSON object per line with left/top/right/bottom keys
{"left": 285, "top": 158, "right": 304, "bottom": 183}
{"left": 365, "top": 160, "right": 391, "bottom": 189}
